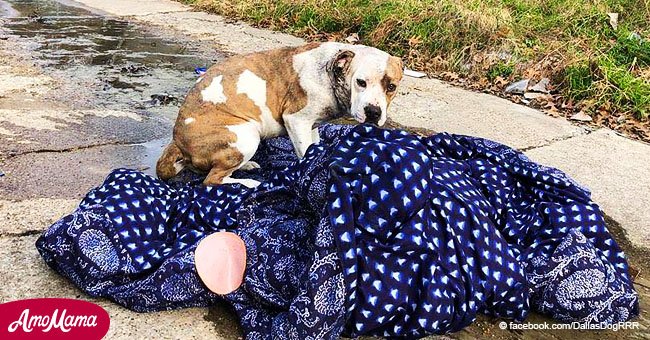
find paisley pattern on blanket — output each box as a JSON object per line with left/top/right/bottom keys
{"left": 36, "top": 124, "right": 638, "bottom": 339}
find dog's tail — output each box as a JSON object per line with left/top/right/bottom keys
{"left": 156, "top": 142, "right": 185, "bottom": 180}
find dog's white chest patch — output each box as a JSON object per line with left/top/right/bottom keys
{"left": 236, "top": 70, "right": 284, "bottom": 137}
{"left": 201, "top": 75, "right": 227, "bottom": 104}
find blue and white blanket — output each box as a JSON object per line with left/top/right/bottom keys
{"left": 36, "top": 124, "right": 638, "bottom": 339}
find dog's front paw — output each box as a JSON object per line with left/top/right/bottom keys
{"left": 311, "top": 128, "right": 321, "bottom": 144}
{"left": 240, "top": 161, "right": 261, "bottom": 171}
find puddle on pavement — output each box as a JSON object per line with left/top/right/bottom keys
{"left": 139, "top": 137, "right": 169, "bottom": 175}
{"left": 1, "top": 0, "right": 220, "bottom": 118}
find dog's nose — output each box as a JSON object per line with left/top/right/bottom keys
{"left": 364, "top": 105, "right": 381, "bottom": 125}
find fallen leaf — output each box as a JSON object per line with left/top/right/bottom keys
{"left": 493, "top": 76, "right": 509, "bottom": 87}
{"left": 440, "top": 71, "right": 459, "bottom": 81}
{"left": 523, "top": 67, "right": 542, "bottom": 79}
{"left": 546, "top": 103, "right": 559, "bottom": 112}
{"left": 561, "top": 100, "right": 574, "bottom": 110}
{"left": 408, "top": 36, "right": 422, "bottom": 46}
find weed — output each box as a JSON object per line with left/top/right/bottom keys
{"left": 487, "top": 61, "right": 515, "bottom": 81}
{"left": 565, "top": 63, "right": 594, "bottom": 101}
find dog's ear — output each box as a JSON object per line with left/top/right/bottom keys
{"left": 394, "top": 57, "right": 404, "bottom": 74}
{"left": 389, "top": 56, "right": 404, "bottom": 80}
{"left": 327, "top": 50, "right": 355, "bottom": 115}
{"left": 330, "top": 50, "right": 355, "bottom": 76}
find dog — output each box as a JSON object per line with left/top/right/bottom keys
{"left": 156, "top": 42, "right": 403, "bottom": 187}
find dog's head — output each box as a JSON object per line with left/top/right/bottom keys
{"left": 329, "top": 46, "right": 403, "bottom": 126}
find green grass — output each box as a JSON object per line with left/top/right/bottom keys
{"left": 565, "top": 63, "right": 594, "bottom": 101}
{"left": 181, "top": 0, "right": 650, "bottom": 121}
{"left": 565, "top": 29, "right": 650, "bottom": 117}
{"left": 487, "top": 61, "right": 516, "bottom": 81}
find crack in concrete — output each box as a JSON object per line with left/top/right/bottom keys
{"left": 2, "top": 140, "right": 142, "bottom": 161}
{"left": 1, "top": 229, "right": 42, "bottom": 238}
{"left": 519, "top": 128, "right": 595, "bottom": 152}
{"left": 130, "top": 9, "right": 190, "bottom": 18}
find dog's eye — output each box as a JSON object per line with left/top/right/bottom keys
{"left": 387, "top": 84, "right": 396, "bottom": 92}
{"left": 356, "top": 79, "right": 367, "bottom": 88}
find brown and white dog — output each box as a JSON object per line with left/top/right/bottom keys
{"left": 156, "top": 42, "right": 403, "bottom": 187}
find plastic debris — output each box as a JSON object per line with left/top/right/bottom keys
{"left": 523, "top": 92, "right": 551, "bottom": 100}
{"left": 345, "top": 33, "right": 360, "bottom": 44}
{"left": 570, "top": 111, "right": 593, "bottom": 122}
{"left": 404, "top": 69, "right": 426, "bottom": 78}
{"left": 505, "top": 79, "right": 530, "bottom": 94}
{"left": 608, "top": 13, "right": 619, "bottom": 30}
{"left": 529, "top": 78, "right": 550, "bottom": 93}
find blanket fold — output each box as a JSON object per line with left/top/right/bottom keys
{"left": 36, "top": 124, "right": 638, "bottom": 339}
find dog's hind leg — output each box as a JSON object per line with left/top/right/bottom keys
{"left": 203, "top": 122, "right": 261, "bottom": 188}
{"left": 203, "top": 151, "right": 260, "bottom": 188}
{"left": 156, "top": 142, "right": 185, "bottom": 180}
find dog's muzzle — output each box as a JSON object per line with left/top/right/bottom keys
{"left": 364, "top": 105, "right": 381, "bottom": 125}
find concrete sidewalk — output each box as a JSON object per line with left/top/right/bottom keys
{"left": 1, "top": 0, "right": 649, "bottom": 339}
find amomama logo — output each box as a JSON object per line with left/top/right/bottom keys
{"left": 0, "top": 298, "right": 110, "bottom": 339}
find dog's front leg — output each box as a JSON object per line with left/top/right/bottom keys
{"left": 284, "top": 114, "right": 315, "bottom": 158}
